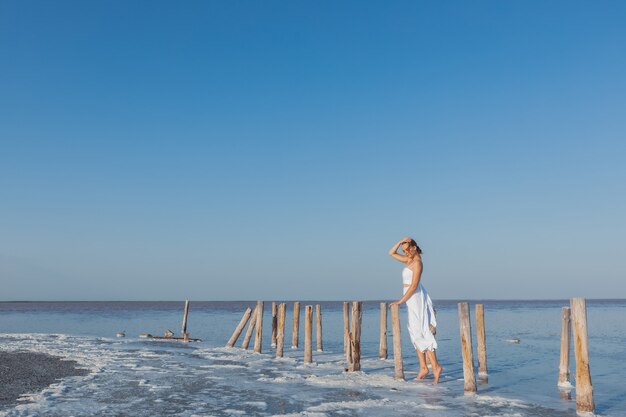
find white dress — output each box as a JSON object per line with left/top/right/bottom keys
{"left": 402, "top": 266, "right": 438, "bottom": 352}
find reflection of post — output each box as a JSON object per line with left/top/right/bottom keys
{"left": 343, "top": 302, "right": 350, "bottom": 362}
{"left": 226, "top": 307, "right": 252, "bottom": 347}
{"left": 253, "top": 301, "right": 264, "bottom": 353}
{"left": 304, "top": 305, "right": 313, "bottom": 363}
{"left": 271, "top": 302, "right": 278, "bottom": 348}
{"left": 558, "top": 306, "right": 571, "bottom": 387}
{"left": 315, "top": 304, "right": 323, "bottom": 352}
{"left": 241, "top": 306, "right": 258, "bottom": 350}
{"left": 570, "top": 298, "right": 594, "bottom": 415}
{"left": 476, "top": 304, "right": 487, "bottom": 379}
{"left": 379, "top": 302, "right": 388, "bottom": 360}
{"left": 275, "top": 303, "right": 286, "bottom": 358}
{"left": 390, "top": 304, "right": 404, "bottom": 380}
{"left": 292, "top": 302, "right": 301, "bottom": 349}
{"left": 181, "top": 299, "right": 190, "bottom": 341}
{"left": 347, "top": 301, "right": 362, "bottom": 371}
{"left": 458, "top": 302, "right": 477, "bottom": 393}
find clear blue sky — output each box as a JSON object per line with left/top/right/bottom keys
{"left": 1, "top": 1, "right": 625, "bottom": 301}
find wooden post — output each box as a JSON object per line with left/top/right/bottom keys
{"left": 276, "top": 303, "right": 286, "bottom": 358}
{"left": 241, "top": 305, "right": 258, "bottom": 350}
{"left": 347, "top": 301, "right": 362, "bottom": 372}
{"left": 315, "top": 304, "right": 323, "bottom": 352}
{"left": 458, "top": 302, "right": 477, "bottom": 393}
{"left": 253, "top": 301, "right": 264, "bottom": 353}
{"left": 343, "top": 302, "right": 350, "bottom": 358}
{"left": 291, "top": 302, "right": 300, "bottom": 349}
{"left": 379, "top": 302, "right": 388, "bottom": 360}
{"left": 390, "top": 303, "right": 404, "bottom": 380}
{"left": 304, "top": 305, "right": 313, "bottom": 363}
{"left": 558, "top": 306, "right": 572, "bottom": 387}
{"left": 344, "top": 302, "right": 351, "bottom": 366}
{"left": 476, "top": 304, "right": 487, "bottom": 379}
{"left": 570, "top": 298, "right": 594, "bottom": 414}
{"left": 181, "top": 299, "right": 190, "bottom": 341}
{"left": 226, "top": 307, "right": 252, "bottom": 347}
{"left": 271, "top": 302, "right": 278, "bottom": 348}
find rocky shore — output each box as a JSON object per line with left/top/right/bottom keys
{"left": 0, "top": 351, "right": 89, "bottom": 410}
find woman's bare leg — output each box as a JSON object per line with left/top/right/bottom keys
{"left": 416, "top": 350, "right": 429, "bottom": 379}
{"left": 425, "top": 350, "right": 442, "bottom": 384}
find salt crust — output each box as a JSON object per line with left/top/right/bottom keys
{"left": 0, "top": 333, "right": 544, "bottom": 417}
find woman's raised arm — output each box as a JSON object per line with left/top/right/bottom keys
{"left": 388, "top": 237, "right": 410, "bottom": 263}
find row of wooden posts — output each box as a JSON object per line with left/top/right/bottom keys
{"left": 456, "top": 298, "right": 595, "bottom": 415}
{"left": 224, "top": 298, "right": 595, "bottom": 415}
{"left": 224, "top": 300, "right": 485, "bottom": 379}
{"left": 225, "top": 301, "right": 326, "bottom": 364}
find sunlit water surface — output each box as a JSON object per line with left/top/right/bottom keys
{"left": 0, "top": 300, "right": 624, "bottom": 416}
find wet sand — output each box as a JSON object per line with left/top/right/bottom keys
{"left": 0, "top": 351, "right": 89, "bottom": 410}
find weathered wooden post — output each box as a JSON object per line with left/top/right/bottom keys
{"left": 476, "top": 304, "right": 487, "bottom": 379}
{"left": 242, "top": 305, "right": 258, "bottom": 350}
{"left": 347, "top": 301, "right": 362, "bottom": 372}
{"left": 276, "top": 303, "right": 286, "bottom": 358}
{"left": 343, "top": 302, "right": 350, "bottom": 356}
{"left": 253, "top": 301, "right": 264, "bottom": 353}
{"left": 379, "top": 302, "right": 388, "bottom": 360}
{"left": 181, "top": 299, "right": 190, "bottom": 341}
{"left": 271, "top": 302, "right": 278, "bottom": 348}
{"left": 304, "top": 305, "right": 313, "bottom": 363}
{"left": 226, "top": 307, "right": 252, "bottom": 347}
{"left": 390, "top": 303, "right": 404, "bottom": 380}
{"left": 315, "top": 304, "right": 323, "bottom": 352}
{"left": 570, "top": 298, "right": 594, "bottom": 414}
{"left": 558, "top": 306, "right": 572, "bottom": 388}
{"left": 458, "top": 302, "right": 477, "bottom": 393}
{"left": 292, "top": 302, "right": 300, "bottom": 349}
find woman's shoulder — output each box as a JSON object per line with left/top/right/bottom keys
{"left": 407, "top": 257, "right": 422, "bottom": 268}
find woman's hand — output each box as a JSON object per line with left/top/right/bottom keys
{"left": 389, "top": 238, "right": 410, "bottom": 263}
{"left": 389, "top": 301, "right": 401, "bottom": 307}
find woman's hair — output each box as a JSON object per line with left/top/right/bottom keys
{"left": 407, "top": 239, "right": 423, "bottom": 255}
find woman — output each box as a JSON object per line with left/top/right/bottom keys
{"left": 389, "top": 237, "right": 442, "bottom": 383}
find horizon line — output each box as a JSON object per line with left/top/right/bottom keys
{"left": 1, "top": 298, "right": 624, "bottom": 303}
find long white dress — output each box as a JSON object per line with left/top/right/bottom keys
{"left": 402, "top": 266, "right": 438, "bottom": 352}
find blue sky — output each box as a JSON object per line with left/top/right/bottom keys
{"left": 1, "top": 1, "right": 625, "bottom": 301}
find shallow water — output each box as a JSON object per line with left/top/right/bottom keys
{"left": 0, "top": 300, "right": 624, "bottom": 416}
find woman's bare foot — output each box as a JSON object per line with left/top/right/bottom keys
{"left": 433, "top": 365, "right": 442, "bottom": 384}
{"left": 416, "top": 368, "right": 429, "bottom": 380}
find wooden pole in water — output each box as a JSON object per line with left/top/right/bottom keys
{"left": 315, "top": 304, "right": 323, "bottom": 352}
{"left": 458, "top": 302, "right": 477, "bottom": 393}
{"left": 344, "top": 302, "right": 351, "bottom": 365}
{"left": 181, "top": 299, "right": 190, "bottom": 341}
{"left": 304, "top": 305, "right": 313, "bottom": 363}
{"left": 348, "top": 301, "right": 362, "bottom": 372}
{"left": 558, "top": 306, "right": 572, "bottom": 387}
{"left": 343, "top": 302, "right": 350, "bottom": 357}
{"left": 390, "top": 303, "right": 404, "bottom": 380}
{"left": 379, "top": 302, "right": 388, "bottom": 360}
{"left": 242, "top": 305, "right": 258, "bottom": 350}
{"left": 276, "top": 303, "right": 286, "bottom": 358}
{"left": 292, "top": 302, "right": 300, "bottom": 349}
{"left": 476, "top": 304, "right": 487, "bottom": 379}
{"left": 226, "top": 307, "right": 253, "bottom": 347}
{"left": 253, "top": 301, "right": 264, "bottom": 353}
{"left": 271, "top": 302, "right": 278, "bottom": 348}
{"left": 570, "top": 298, "right": 594, "bottom": 414}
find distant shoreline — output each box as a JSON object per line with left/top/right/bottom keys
{"left": 0, "top": 351, "right": 89, "bottom": 411}
{"left": 1, "top": 298, "right": 625, "bottom": 303}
